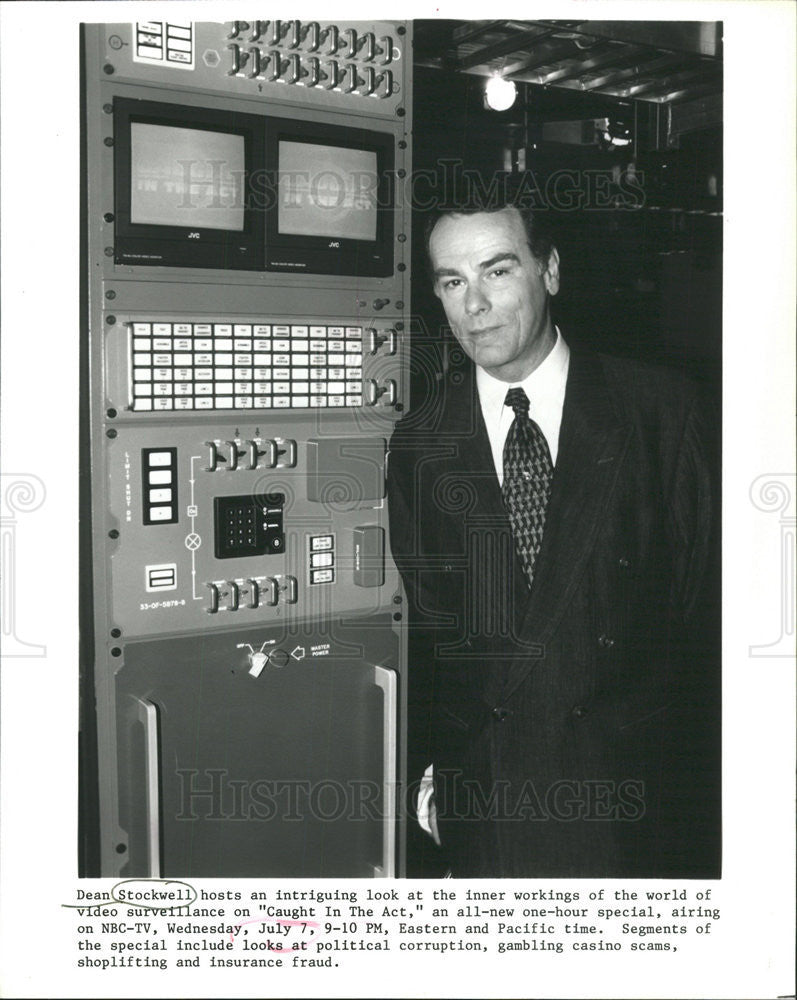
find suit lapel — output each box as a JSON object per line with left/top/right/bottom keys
{"left": 435, "top": 367, "right": 507, "bottom": 525}
{"left": 501, "top": 349, "right": 633, "bottom": 701}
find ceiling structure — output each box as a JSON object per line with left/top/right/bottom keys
{"left": 414, "top": 20, "right": 722, "bottom": 106}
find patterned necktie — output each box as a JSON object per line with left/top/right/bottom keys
{"left": 501, "top": 387, "right": 553, "bottom": 588}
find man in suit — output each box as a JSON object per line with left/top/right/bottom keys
{"left": 388, "top": 202, "right": 720, "bottom": 878}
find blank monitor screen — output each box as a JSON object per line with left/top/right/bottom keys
{"left": 277, "top": 141, "right": 378, "bottom": 241}
{"left": 130, "top": 123, "right": 246, "bottom": 231}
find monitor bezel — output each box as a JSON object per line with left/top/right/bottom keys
{"left": 113, "top": 97, "right": 266, "bottom": 270}
{"left": 264, "top": 119, "right": 395, "bottom": 278}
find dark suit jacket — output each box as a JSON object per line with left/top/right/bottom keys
{"left": 388, "top": 348, "right": 720, "bottom": 878}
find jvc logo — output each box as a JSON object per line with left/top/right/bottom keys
{"left": 188, "top": 232, "right": 201, "bottom": 239}
{"left": 328, "top": 240, "right": 340, "bottom": 248}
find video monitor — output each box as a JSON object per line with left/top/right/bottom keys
{"left": 113, "top": 98, "right": 265, "bottom": 270}
{"left": 266, "top": 121, "right": 394, "bottom": 277}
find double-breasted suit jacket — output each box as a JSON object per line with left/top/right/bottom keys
{"left": 388, "top": 347, "right": 720, "bottom": 878}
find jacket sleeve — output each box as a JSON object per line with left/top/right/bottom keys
{"left": 665, "top": 391, "right": 717, "bottom": 626}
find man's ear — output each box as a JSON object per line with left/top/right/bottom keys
{"left": 544, "top": 248, "right": 560, "bottom": 296}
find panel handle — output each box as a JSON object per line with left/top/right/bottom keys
{"left": 372, "top": 665, "right": 397, "bottom": 877}
{"left": 134, "top": 697, "right": 162, "bottom": 878}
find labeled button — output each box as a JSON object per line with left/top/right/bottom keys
{"left": 149, "top": 505, "right": 173, "bottom": 521}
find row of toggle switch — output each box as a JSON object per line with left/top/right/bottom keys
{"left": 206, "top": 575, "right": 297, "bottom": 613}
{"left": 227, "top": 46, "right": 394, "bottom": 97}
{"left": 226, "top": 21, "right": 395, "bottom": 63}
{"left": 205, "top": 438, "right": 297, "bottom": 473}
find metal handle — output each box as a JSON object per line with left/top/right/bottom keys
{"left": 372, "top": 665, "right": 397, "bottom": 877}
{"left": 135, "top": 697, "right": 161, "bottom": 878}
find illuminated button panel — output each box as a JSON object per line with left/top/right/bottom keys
{"left": 142, "top": 448, "right": 178, "bottom": 524}
{"left": 130, "top": 322, "right": 363, "bottom": 411}
{"left": 308, "top": 533, "right": 335, "bottom": 584}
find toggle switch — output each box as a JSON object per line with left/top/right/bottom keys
{"left": 359, "top": 32, "right": 376, "bottom": 62}
{"left": 264, "top": 577, "right": 279, "bottom": 607}
{"left": 225, "top": 440, "right": 244, "bottom": 472}
{"left": 341, "top": 63, "right": 360, "bottom": 94}
{"left": 305, "top": 56, "right": 321, "bottom": 87}
{"left": 249, "top": 20, "right": 269, "bottom": 42}
{"left": 320, "top": 24, "right": 339, "bottom": 55}
{"left": 286, "top": 53, "right": 301, "bottom": 84}
{"left": 361, "top": 66, "right": 377, "bottom": 96}
{"left": 341, "top": 28, "right": 358, "bottom": 59}
{"left": 226, "top": 581, "right": 240, "bottom": 611}
{"left": 288, "top": 19, "right": 302, "bottom": 48}
{"left": 276, "top": 575, "right": 298, "bottom": 604}
{"left": 368, "top": 328, "right": 397, "bottom": 355}
{"left": 365, "top": 378, "right": 398, "bottom": 406}
{"left": 266, "top": 51, "right": 282, "bottom": 81}
{"left": 246, "top": 47, "right": 261, "bottom": 78}
{"left": 226, "top": 44, "right": 241, "bottom": 75}
{"left": 274, "top": 438, "right": 297, "bottom": 468}
{"left": 378, "top": 35, "right": 393, "bottom": 65}
{"left": 323, "top": 60, "right": 340, "bottom": 90}
{"left": 303, "top": 21, "right": 320, "bottom": 51}
{"left": 206, "top": 583, "right": 220, "bottom": 614}
{"left": 245, "top": 578, "right": 260, "bottom": 609}
{"left": 204, "top": 441, "right": 224, "bottom": 472}
{"left": 247, "top": 438, "right": 278, "bottom": 470}
{"left": 376, "top": 69, "right": 394, "bottom": 99}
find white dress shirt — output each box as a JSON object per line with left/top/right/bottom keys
{"left": 417, "top": 329, "right": 571, "bottom": 840}
{"left": 476, "top": 327, "right": 570, "bottom": 478}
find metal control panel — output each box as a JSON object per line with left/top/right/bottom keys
{"left": 81, "top": 20, "right": 410, "bottom": 878}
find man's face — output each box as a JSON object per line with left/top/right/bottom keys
{"left": 429, "top": 208, "right": 559, "bottom": 382}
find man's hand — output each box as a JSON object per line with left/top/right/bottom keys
{"left": 417, "top": 765, "right": 441, "bottom": 846}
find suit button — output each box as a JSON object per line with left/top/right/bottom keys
{"left": 572, "top": 705, "right": 589, "bottom": 719}
{"left": 598, "top": 634, "right": 616, "bottom": 649}
{"left": 492, "top": 707, "right": 509, "bottom": 722}
{"left": 619, "top": 557, "right": 630, "bottom": 569}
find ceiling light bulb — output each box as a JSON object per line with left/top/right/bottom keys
{"left": 485, "top": 74, "right": 517, "bottom": 111}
